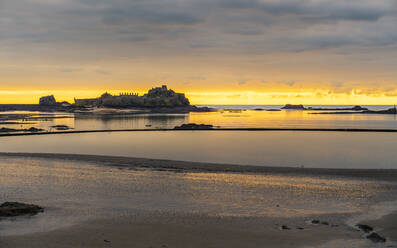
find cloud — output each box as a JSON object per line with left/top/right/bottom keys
{"left": 222, "top": 0, "right": 393, "bottom": 22}
{"left": 58, "top": 68, "right": 83, "bottom": 73}
{"left": 94, "top": 69, "right": 111, "bottom": 75}
{"left": 284, "top": 81, "right": 296, "bottom": 87}
{"left": 187, "top": 75, "right": 207, "bottom": 81}
{"left": 1, "top": 0, "right": 397, "bottom": 69}
{"left": 237, "top": 79, "right": 249, "bottom": 85}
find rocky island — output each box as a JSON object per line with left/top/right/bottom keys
{"left": 75, "top": 85, "right": 189, "bottom": 108}
{"left": 281, "top": 104, "right": 368, "bottom": 111}
{"left": 281, "top": 104, "right": 397, "bottom": 115}
{"left": 312, "top": 107, "right": 397, "bottom": 115}
{"left": 0, "top": 85, "right": 213, "bottom": 113}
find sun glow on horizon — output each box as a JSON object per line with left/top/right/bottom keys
{"left": 1, "top": 89, "right": 397, "bottom": 105}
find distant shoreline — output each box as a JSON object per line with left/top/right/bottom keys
{"left": 0, "top": 104, "right": 214, "bottom": 114}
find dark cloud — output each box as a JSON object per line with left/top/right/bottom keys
{"left": 222, "top": 0, "right": 392, "bottom": 22}
{"left": 101, "top": 7, "right": 203, "bottom": 26}
{"left": 1, "top": 0, "right": 396, "bottom": 57}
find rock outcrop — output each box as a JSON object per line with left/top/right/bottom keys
{"left": 0, "top": 202, "right": 44, "bottom": 217}
{"left": 366, "top": 232, "right": 386, "bottom": 243}
{"left": 174, "top": 123, "right": 214, "bottom": 130}
{"left": 75, "top": 85, "right": 190, "bottom": 108}
{"left": 281, "top": 104, "right": 306, "bottom": 110}
{"left": 356, "top": 224, "right": 373, "bottom": 233}
{"left": 39, "top": 95, "right": 57, "bottom": 106}
{"left": 50, "top": 125, "right": 72, "bottom": 130}
{"left": 0, "top": 127, "right": 44, "bottom": 133}
{"left": 282, "top": 104, "right": 368, "bottom": 111}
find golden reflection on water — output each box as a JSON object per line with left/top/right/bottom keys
{"left": 189, "top": 110, "right": 397, "bottom": 129}
{"left": 2, "top": 109, "right": 397, "bottom": 132}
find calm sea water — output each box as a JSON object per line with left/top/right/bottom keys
{"left": 1, "top": 131, "right": 397, "bottom": 169}
{"left": 1, "top": 105, "right": 397, "bottom": 169}
{"left": 1, "top": 105, "right": 397, "bottom": 131}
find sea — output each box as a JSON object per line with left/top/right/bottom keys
{"left": 1, "top": 105, "right": 397, "bottom": 247}
{"left": 1, "top": 105, "right": 397, "bottom": 169}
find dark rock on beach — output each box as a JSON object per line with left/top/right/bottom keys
{"left": 311, "top": 220, "right": 320, "bottom": 224}
{"left": 366, "top": 232, "right": 386, "bottom": 243}
{"left": 308, "top": 219, "right": 331, "bottom": 226}
{"left": 0, "top": 202, "right": 44, "bottom": 217}
{"left": 356, "top": 224, "right": 373, "bottom": 233}
{"left": 281, "top": 225, "right": 290, "bottom": 230}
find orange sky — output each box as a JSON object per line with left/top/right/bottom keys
{"left": 1, "top": 0, "right": 397, "bottom": 105}
{"left": 1, "top": 88, "right": 397, "bottom": 105}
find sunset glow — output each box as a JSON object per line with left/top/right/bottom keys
{"left": 1, "top": 0, "right": 397, "bottom": 104}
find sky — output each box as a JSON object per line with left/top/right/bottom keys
{"left": 1, "top": 0, "right": 397, "bottom": 104}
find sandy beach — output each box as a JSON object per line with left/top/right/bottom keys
{"left": 0, "top": 153, "right": 396, "bottom": 247}
{"left": 1, "top": 212, "right": 374, "bottom": 248}
{"left": 1, "top": 152, "right": 397, "bottom": 181}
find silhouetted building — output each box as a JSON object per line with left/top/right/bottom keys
{"left": 74, "top": 85, "right": 190, "bottom": 108}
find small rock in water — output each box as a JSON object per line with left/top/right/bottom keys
{"left": 356, "top": 224, "right": 373, "bottom": 233}
{"left": 321, "top": 221, "right": 329, "bottom": 225}
{"left": 366, "top": 232, "right": 386, "bottom": 243}
{"left": 0, "top": 202, "right": 44, "bottom": 217}
{"left": 50, "top": 125, "right": 71, "bottom": 131}
{"left": 281, "top": 225, "right": 291, "bottom": 230}
{"left": 174, "top": 123, "right": 214, "bottom": 130}
{"left": 27, "top": 127, "right": 44, "bottom": 132}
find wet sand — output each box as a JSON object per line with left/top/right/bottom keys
{"left": 1, "top": 213, "right": 364, "bottom": 248}
{"left": 366, "top": 212, "right": 397, "bottom": 242}
{"left": 0, "top": 153, "right": 397, "bottom": 247}
{"left": 1, "top": 152, "right": 397, "bottom": 181}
